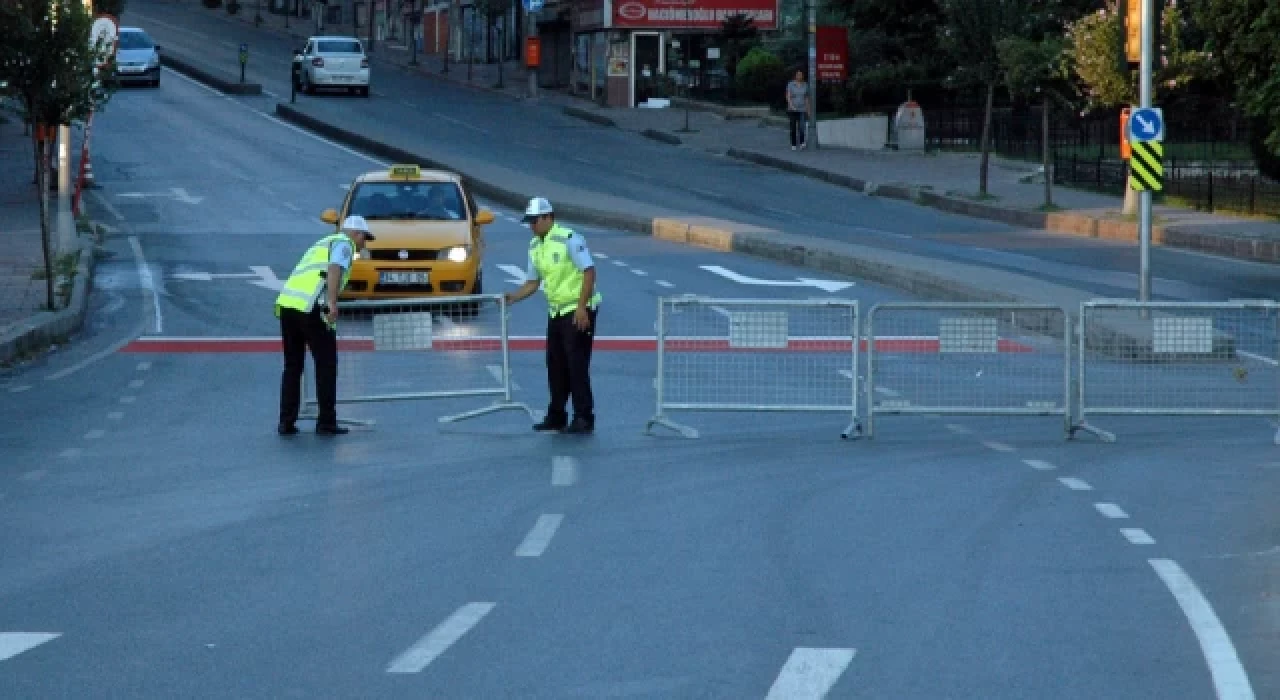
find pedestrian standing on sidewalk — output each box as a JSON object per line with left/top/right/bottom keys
{"left": 786, "top": 70, "right": 810, "bottom": 150}
{"left": 504, "top": 197, "right": 602, "bottom": 435}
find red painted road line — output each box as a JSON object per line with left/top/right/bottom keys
{"left": 120, "top": 336, "right": 1035, "bottom": 353}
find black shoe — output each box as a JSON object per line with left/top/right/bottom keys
{"left": 533, "top": 416, "right": 567, "bottom": 432}
{"left": 316, "top": 424, "right": 349, "bottom": 435}
{"left": 563, "top": 416, "right": 594, "bottom": 434}
{"left": 277, "top": 423, "right": 299, "bottom": 436}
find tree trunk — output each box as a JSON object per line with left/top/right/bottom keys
{"left": 978, "top": 81, "right": 995, "bottom": 196}
{"left": 1122, "top": 182, "right": 1137, "bottom": 215}
{"left": 35, "top": 134, "right": 55, "bottom": 311}
{"left": 1042, "top": 94, "right": 1052, "bottom": 209}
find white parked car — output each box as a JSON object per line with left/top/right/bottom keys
{"left": 293, "top": 36, "right": 370, "bottom": 96}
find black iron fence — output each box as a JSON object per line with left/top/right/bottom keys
{"left": 1053, "top": 153, "right": 1280, "bottom": 218}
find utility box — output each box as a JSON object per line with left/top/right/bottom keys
{"left": 892, "top": 100, "right": 926, "bottom": 151}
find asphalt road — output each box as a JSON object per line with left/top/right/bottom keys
{"left": 2, "top": 50, "right": 1280, "bottom": 700}
{"left": 126, "top": 0, "right": 1280, "bottom": 304}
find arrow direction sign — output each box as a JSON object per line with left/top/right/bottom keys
{"left": 116, "top": 188, "right": 204, "bottom": 204}
{"left": 1127, "top": 107, "right": 1164, "bottom": 143}
{"left": 248, "top": 265, "right": 282, "bottom": 291}
{"left": 699, "top": 265, "right": 854, "bottom": 293}
{"left": 170, "top": 187, "right": 204, "bottom": 204}
{"left": 168, "top": 272, "right": 259, "bottom": 281}
{"left": 496, "top": 263, "right": 527, "bottom": 285}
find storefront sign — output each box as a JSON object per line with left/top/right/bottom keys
{"left": 816, "top": 26, "right": 847, "bottom": 82}
{"left": 611, "top": 0, "right": 778, "bottom": 30}
{"left": 526, "top": 37, "right": 541, "bottom": 68}
{"left": 573, "top": 0, "right": 605, "bottom": 30}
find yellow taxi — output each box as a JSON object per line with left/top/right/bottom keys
{"left": 320, "top": 164, "right": 496, "bottom": 300}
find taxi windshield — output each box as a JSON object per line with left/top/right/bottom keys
{"left": 347, "top": 181, "right": 466, "bottom": 221}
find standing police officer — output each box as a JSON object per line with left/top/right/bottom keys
{"left": 275, "top": 215, "right": 375, "bottom": 436}
{"left": 504, "top": 197, "right": 602, "bottom": 434}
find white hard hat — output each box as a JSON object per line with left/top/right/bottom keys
{"left": 522, "top": 197, "right": 553, "bottom": 222}
{"left": 342, "top": 214, "right": 375, "bottom": 239}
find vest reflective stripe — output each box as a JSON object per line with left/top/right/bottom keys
{"left": 275, "top": 234, "right": 353, "bottom": 314}
{"left": 530, "top": 224, "right": 602, "bottom": 317}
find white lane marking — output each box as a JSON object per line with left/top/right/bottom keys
{"left": 594, "top": 252, "right": 608, "bottom": 259}
{"left": 128, "top": 236, "right": 162, "bottom": 334}
{"left": 982, "top": 440, "right": 1015, "bottom": 453}
{"left": 1122, "top": 528, "right": 1156, "bottom": 545}
{"left": 945, "top": 424, "right": 971, "bottom": 435}
{"left": 432, "top": 112, "right": 487, "bottom": 134}
{"left": 1023, "top": 459, "right": 1056, "bottom": 471}
{"left": 284, "top": 202, "right": 301, "bottom": 212}
{"left": 8, "top": 385, "right": 31, "bottom": 393}
{"left": 58, "top": 448, "right": 82, "bottom": 459}
{"left": 120, "top": 396, "right": 136, "bottom": 404}
{"left": 1239, "top": 350, "right": 1278, "bottom": 367}
{"left": 90, "top": 189, "right": 125, "bottom": 221}
{"left": 612, "top": 259, "right": 628, "bottom": 267}
{"left": 108, "top": 412, "right": 123, "bottom": 421}
{"left": 631, "top": 269, "right": 648, "bottom": 276}
{"left": 1059, "top": 477, "right": 1093, "bottom": 491}
{"left": 136, "top": 361, "right": 151, "bottom": 371}
{"left": 385, "top": 602, "right": 496, "bottom": 673}
{"left": 0, "top": 632, "right": 61, "bottom": 662}
{"left": 874, "top": 386, "right": 900, "bottom": 397}
{"left": 765, "top": 647, "right": 857, "bottom": 700}
{"left": 763, "top": 205, "right": 803, "bottom": 218}
{"left": 44, "top": 321, "right": 147, "bottom": 382}
{"left": 514, "top": 514, "right": 564, "bottom": 557}
{"left": 485, "top": 364, "right": 519, "bottom": 391}
{"left": 1149, "top": 558, "right": 1256, "bottom": 700}
{"left": 339, "top": 183, "right": 350, "bottom": 190}
{"left": 551, "top": 456, "right": 578, "bottom": 486}
{"left": 262, "top": 89, "right": 279, "bottom": 98}
{"left": 656, "top": 280, "right": 674, "bottom": 288}
{"left": 84, "top": 429, "right": 105, "bottom": 440}
{"left": 688, "top": 186, "right": 723, "bottom": 199}
{"left": 1095, "top": 503, "right": 1129, "bottom": 519}
{"left": 128, "top": 379, "right": 145, "bottom": 389}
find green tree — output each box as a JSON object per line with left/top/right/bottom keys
{"left": 1191, "top": 0, "right": 1280, "bottom": 179}
{"left": 828, "top": 0, "right": 946, "bottom": 107}
{"left": 999, "top": 36, "right": 1072, "bottom": 208}
{"left": 93, "top": 0, "right": 128, "bottom": 18}
{"left": 0, "top": 0, "right": 115, "bottom": 310}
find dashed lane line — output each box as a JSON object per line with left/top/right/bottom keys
{"left": 765, "top": 647, "right": 857, "bottom": 700}
{"left": 1023, "top": 459, "right": 1056, "bottom": 471}
{"left": 551, "top": 456, "right": 579, "bottom": 486}
{"left": 0, "top": 633, "right": 60, "bottom": 662}
{"left": 120, "top": 396, "right": 137, "bottom": 404}
{"left": 108, "top": 412, "right": 123, "bottom": 421}
{"left": 945, "top": 424, "right": 971, "bottom": 435}
{"left": 982, "top": 440, "right": 1015, "bottom": 453}
{"left": 136, "top": 362, "right": 151, "bottom": 371}
{"left": 1059, "top": 477, "right": 1093, "bottom": 491}
{"left": 612, "top": 260, "right": 628, "bottom": 267}
{"left": 656, "top": 280, "right": 674, "bottom": 288}
{"left": 8, "top": 385, "right": 31, "bottom": 393}
{"left": 1149, "top": 558, "right": 1256, "bottom": 699}
{"left": 594, "top": 252, "right": 608, "bottom": 259}
{"left": 1121, "top": 528, "right": 1156, "bottom": 545}
{"left": 128, "top": 379, "right": 145, "bottom": 389}
{"left": 385, "top": 602, "right": 496, "bottom": 674}
{"left": 84, "top": 430, "right": 105, "bottom": 440}
{"left": 514, "top": 514, "right": 564, "bottom": 557}
{"left": 631, "top": 269, "right": 648, "bottom": 276}
{"left": 58, "top": 448, "right": 82, "bottom": 459}
{"left": 1095, "top": 503, "right": 1129, "bottom": 519}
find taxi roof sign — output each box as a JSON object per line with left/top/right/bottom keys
{"left": 388, "top": 164, "right": 421, "bottom": 179}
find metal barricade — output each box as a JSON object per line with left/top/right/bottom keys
{"left": 300, "top": 294, "right": 536, "bottom": 427}
{"left": 644, "top": 297, "right": 861, "bottom": 440}
{"left": 865, "top": 303, "right": 1072, "bottom": 438}
{"left": 1072, "top": 299, "right": 1280, "bottom": 444}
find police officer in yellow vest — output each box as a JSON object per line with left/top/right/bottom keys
{"left": 504, "top": 197, "right": 602, "bottom": 434}
{"left": 275, "top": 215, "right": 375, "bottom": 436}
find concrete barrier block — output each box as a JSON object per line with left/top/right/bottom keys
{"left": 1046, "top": 212, "right": 1098, "bottom": 237}
{"left": 1095, "top": 218, "right": 1137, "bottom": 241}
{"left": 652, "top": 218, "right": 691, "bottom": 243}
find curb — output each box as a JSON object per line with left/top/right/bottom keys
{"left": 724, "top": 147, "right": 1280, "bottom": 265}
{"left": 642, "top": 129, "right": 681, "bottom": 145}
{"left": 562, "top": 105, "right": 616, "bottom": 128}
{"left": 160, "top": 52, "right": 262, "bottom": 95}
{"left": 0, "top": 237, "right": 98, "bottom": 366}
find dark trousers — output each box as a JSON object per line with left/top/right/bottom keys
{"left": 545, "top": 308, "right": 597, "bottom": 423}
{"left": 278, "top": 307, "right": 338, "bottom": 426}
{"left": 788, "top": 110, "right": 807, "bottom": 147}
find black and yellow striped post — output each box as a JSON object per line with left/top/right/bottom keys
{"left": 1128, "top": 140, "right": 1164, "bottom": 191}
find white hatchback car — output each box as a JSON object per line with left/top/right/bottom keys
{"left": 294, "top": 36, "right": 370, "bottom": 96}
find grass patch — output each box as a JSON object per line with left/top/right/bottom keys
{"left": 1036, "top": 202, "right": 1065, "bottom": 212}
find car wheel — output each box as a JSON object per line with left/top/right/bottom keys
{"left": 152, "top": 76, "right": 160, "bottom": 88}
{"left": 472, "top": 270, "right": 483, "bottom": 295}
{"left": 360, "top": 86, "right": 370, "bottom": 97}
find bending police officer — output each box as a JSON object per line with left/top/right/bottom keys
{"left": 275, "top": 215, "right": 375, "bottom": 436}
{"left": 504, "top": 197, "right": 602, "bottom": 434}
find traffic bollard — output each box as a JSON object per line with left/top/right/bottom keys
{"left": 239, "top": 43, "right": 248, "bottom": 84}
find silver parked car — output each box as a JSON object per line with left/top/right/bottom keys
{"left": 113, "top": 27, "right": 161, "bottom": 88}
{"left": 293, "top": 36, "right": 370, "bottom": 96}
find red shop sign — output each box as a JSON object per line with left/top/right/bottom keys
{"left": 816, "top": 26, "right": 847, "bottom": 83}
{"left": 611, "top": 0, "right": 779, "bottom": 30}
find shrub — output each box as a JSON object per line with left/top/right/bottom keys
{"left": 734, "top": 47, "right": 788, "bottom": 107}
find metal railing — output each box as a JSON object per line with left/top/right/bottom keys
{"left": 300, "top": 294, "right": 536, "bottom": 428}
{"left": 864, "top": 303, "right": 1072, "bottom": 438}
{"left": 1071, "top": 299, "right": 1280, "bottom": 444}
{"left": 644, "top": 296, "right": 861, "bottom": 440}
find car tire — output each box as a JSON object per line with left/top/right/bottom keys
{"left": 360, "top": 86, "right": 370, "bottom": 97}
{"left": 472, "top": 270, "right": 482, "bottom": 295}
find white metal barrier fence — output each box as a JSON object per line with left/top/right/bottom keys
{"left": 1071, "top": 299, "right": 1280, "bottom": 444}
{"left": 864, "top": 303, "right": 1072, "bottom": 438}
{"left": 300, "top": 294, "right": 536, "bottom": 427}
{"left": 644, "top": 297, "right": 861, "bottom": 439}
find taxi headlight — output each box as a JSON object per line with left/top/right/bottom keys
{"left": 443, "top": 246, "right": 469, "bottom": 262}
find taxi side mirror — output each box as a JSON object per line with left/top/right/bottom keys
{"left": 475, "top": 209, "right": 495, "bottom": 225}
{"left": 320, "top": 208, "right": 340, "bottom": 225}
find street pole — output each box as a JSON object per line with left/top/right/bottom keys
{"left": 806, "top": 0, "right": 818, "bottom": 149}
{"left": 57, "top": 124, "right": 74, "bottom": 252}
{"left": 526, "top": 10, "right": 537, "bottom": 99}
{"left": 1138, "top": 0, "right": 1151, "bottom": 303}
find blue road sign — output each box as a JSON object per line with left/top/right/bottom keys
{"left": 522, "top": 0, "right": 544, "bottom": 11}
{"left": 1128, "top": 107, "right": 1164, "bottom": 143}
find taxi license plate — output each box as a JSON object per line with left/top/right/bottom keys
{"left": 380, "top": 272, "right": 428, "bottom": 285}
{"left": 121, "top": 65, "right": 144, "bottom": 73}
{"left": 333, "top": 75, "right": 353, "bottom": 82}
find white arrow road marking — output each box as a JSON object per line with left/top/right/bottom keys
{"left": 168, "top": 272, "right": 260, "bottom": 281}
{"left": 248, "top": 266, "right": 283, "bottom": 291}
{"left": 765, "top": 647, "right": 857, "bottom": 699}
{"left": 170, "top": 187, "right": 203, "bottom": 204}
{"left": 496, "top": 264, "right": 527, "bottom": 285}
{"left": 0, "top": 633, "right": 60, "bottom": 662}
{"left": 116, "top": 188, "right": 204, "bottom": 204}
{"left": 386, "top": 603, "right": 495, "bottom": 673}
{"left": 699, "top": 265, "right": 854, "bottom": 293}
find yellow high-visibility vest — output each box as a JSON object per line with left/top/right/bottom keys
{"left": 529, "top": 224, "right": 601, "bottom": 317}
{"left": 274, "top": 233, "right": 353, "bottom": 316}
